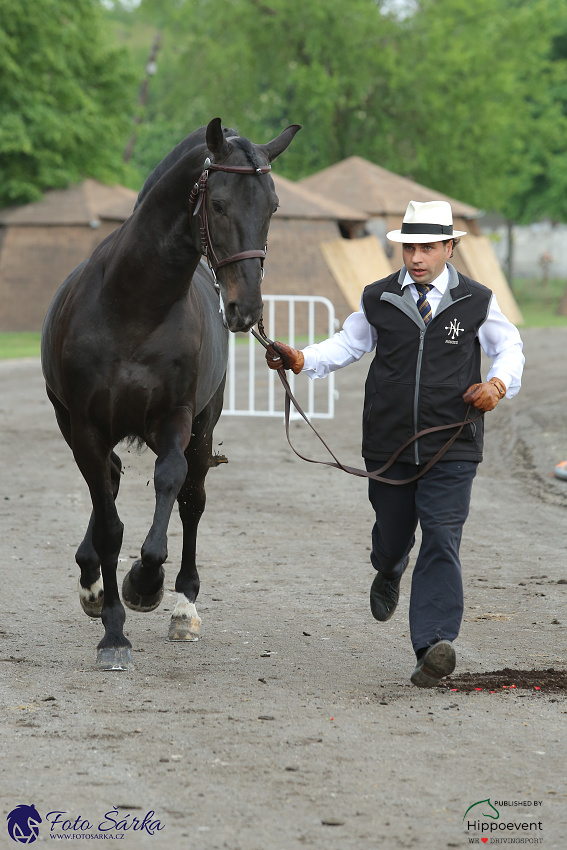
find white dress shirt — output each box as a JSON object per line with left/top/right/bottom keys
{"left": 301, "top": 265, "right": 524, "bottom": 397}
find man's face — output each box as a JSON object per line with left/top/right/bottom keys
{"left": 402, "top": 240, "right": 453, "bottom": 286}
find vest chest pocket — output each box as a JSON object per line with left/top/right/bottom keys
{"left": 421, "top": 321, "right": 479, "bottom": 386}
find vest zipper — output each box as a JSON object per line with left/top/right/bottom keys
{"left": 414, "top": 329, "right": 425, "bottom": 464}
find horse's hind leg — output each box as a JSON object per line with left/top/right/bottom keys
{"left": 72, "top": 428, "right": 130, "bottom": 670}
{"left": 169, "top": 416, "right": 216, "bottom": 641}
{"left": 122, "top": 411, "right": 192, "bottom": 613}
{"left": 76, "top": 452, "right": 122, "bottom": 618}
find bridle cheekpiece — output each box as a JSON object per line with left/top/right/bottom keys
{"left": 189, "top": 156, "right": 272, "bottom": 284}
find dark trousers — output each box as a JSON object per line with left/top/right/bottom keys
{"left": 365, "top": 459, "right": 478, "bottom": 654}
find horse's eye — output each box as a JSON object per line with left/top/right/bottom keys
{"left": 211, "top": 200, "right": 225, "bottom": 214}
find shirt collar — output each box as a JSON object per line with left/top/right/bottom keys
{"left": 401, "top": 264, "right": 449, "bottom": 294}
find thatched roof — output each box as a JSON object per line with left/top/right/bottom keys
{"left": 272, "top": 173, "right": 367, "bottom": 222}
{"left": 0, "top": 179, "right": 138, "bottom": 227}
{"left": 300, "top": 156, "right": 480, "bottom": 219}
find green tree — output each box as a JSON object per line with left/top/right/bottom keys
{"left": 127, "top": 0, "right": 567, "bottom": 228}
{"left": 0, "top": 0, "right": 136, "bottom": 207}
{"left": 370, "top": 0, "right": 567, "bottom": 222}
{"left": 132, "top": 0, "right": 399, "bottom": 179}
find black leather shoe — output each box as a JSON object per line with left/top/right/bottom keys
{"left": 369, "top": 557, "right": 408, "bottom": 622}
{"left": 410, "top": 640, "right": 456, "bottom": 688}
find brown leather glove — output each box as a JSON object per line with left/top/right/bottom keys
{"left": 462, "top": 378, "right": 506, "bottom": 412}
{"left": 265, "top": 341, "right": 304, "bottom": 374}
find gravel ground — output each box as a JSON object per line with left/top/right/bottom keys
{"left": 0, "top": 326, "right": 565, "bottom": 849}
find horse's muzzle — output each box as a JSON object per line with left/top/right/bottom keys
{"left": 225, "top": 300, "right": 263, "bottom": 333}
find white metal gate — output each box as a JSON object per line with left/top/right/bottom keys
{"left": 222, "top": 295, "right": 338, "bottom": 419}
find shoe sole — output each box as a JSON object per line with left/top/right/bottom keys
{"left": 410, "top": 641, "right": 456, "bottom": 688}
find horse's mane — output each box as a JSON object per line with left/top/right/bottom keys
{"left": 134, "top": 125, "right": 239, "bottom": 210}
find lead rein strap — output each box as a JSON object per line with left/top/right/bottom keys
{"left": 251, "top": 327, "right": 481, "bottom": 486}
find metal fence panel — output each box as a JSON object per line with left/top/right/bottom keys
{"left": 223, "top": 295, "right": 338, "bottom": 419}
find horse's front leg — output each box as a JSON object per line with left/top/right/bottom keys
{"left": 122, "top": 411, "right": 192, "bottom": 614}
{"left": 72, "top": 430, "right": 129, "bottom": 670}
{"left": 168, "top": 429, "right": 213, "bottom": 641}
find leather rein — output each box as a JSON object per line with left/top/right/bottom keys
{"left": 251, "top": 321, "right": 482, "bottom": 486}
{"left": 189, "top": 157, "right": 272, "bottom": 281}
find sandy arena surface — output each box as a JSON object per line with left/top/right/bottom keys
{"left": 0, "top": 326, "right": 566, "bottom": 848}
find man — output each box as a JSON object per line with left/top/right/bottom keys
{"left": 266, "top": 200, "right": 524, "bottom": 688}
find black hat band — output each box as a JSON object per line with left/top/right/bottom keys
{"left": 401, "top": 223, "right": 453, "bottom": 235}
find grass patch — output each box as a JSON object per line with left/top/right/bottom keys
{"left": 1, "top": 280, "right": 566, "bottom": 361}
{"left": 513, "top": 277, "right": 567, "bottom": 327}
{"left": 0, "top": 333, "right": 41, "bottom": 360}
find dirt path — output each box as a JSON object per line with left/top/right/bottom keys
{"left": 0, "top": 327, "right": 565, "bottom": 849}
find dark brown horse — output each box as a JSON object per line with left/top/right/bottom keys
{"left": 41, "top": 118, "right": 300, "bottom": 669}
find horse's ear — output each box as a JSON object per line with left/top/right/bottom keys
{"left": 206, "top": 117, "right": 230, "bottom": 161}
{"left": 257, "top": 124, "right": 302, "bottom": 163}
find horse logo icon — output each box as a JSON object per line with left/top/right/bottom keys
{"left": 462, "top": 798, "right": 500, "bottom": 822}
{"left": 6, "top": 805, "right": 42, "bottom": 844}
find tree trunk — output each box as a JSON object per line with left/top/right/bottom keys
{"left": 505, "top": 219, "right": 514, "bottom": 291}
{"left": 123, "top": 33, "right": 162, "bottom": 164}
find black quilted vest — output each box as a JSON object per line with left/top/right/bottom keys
{"left": 361, "top": 264, "right": 492, "bottom": 464}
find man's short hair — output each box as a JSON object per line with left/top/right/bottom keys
{"left": 443, "top": 237, "right": 460, "bottom": 258}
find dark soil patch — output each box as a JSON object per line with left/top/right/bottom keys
{"left": 439, "top": 667, "right": 567, "bottom": 693}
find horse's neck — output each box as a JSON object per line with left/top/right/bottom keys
{"left": 105, "top": 149, "right": 205, "bottom": 311}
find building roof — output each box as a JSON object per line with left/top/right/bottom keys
{"left": 0, "top": 175, "right": 367, "bottom": 227}
{"left": 0, "top": 179, "right": 138, "bottom": 226}
{"left": 300, "top": 156, "right": 480, "bottom": 219}
{"left": 272, "top": 173, "right": 367, "bottom": 222}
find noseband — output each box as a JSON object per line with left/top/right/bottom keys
{"left": 189, "top": 157, "right": 272, "bottom": 282}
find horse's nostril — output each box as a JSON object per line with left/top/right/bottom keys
{"left": 226, "top": 301, "right": 261, "bottom": 333}
{"left": 226, "top": 301, "right": 241, "bottom": 320}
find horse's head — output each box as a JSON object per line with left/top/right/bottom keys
{"left": 200, "top": 118, "right": 301, "bottom": 333}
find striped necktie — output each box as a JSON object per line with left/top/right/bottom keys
{"left": 414, "top": 283, "right": 433, "bottom": 325}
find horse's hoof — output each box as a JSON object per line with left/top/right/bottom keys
{"left": 78, "top": 578, "right": 104, "bottom": 618}
{"left": 168, "top": 614, "right": 200, "bottom": 641}
{"left": 122, "top": 563, "right": 164, "bottom": 612}
{"left": 96, "top": 646, "right": 132, "bottom": 671}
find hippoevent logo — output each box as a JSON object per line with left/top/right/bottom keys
{"left": 6, "top": 805, "right": 165, "bottom": 842}
{"left": 463, "top": 798, "right": 544, "bottom": 844}
{"left": 6, "top": 806, "right": 42, "bottom": 844}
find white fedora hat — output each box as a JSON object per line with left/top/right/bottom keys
{"left": 387, "top": 200, "right": 467, "bottom": 243}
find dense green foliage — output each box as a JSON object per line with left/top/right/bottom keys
{"left": 0, "top": 0, "right": 136, "bottom": 207}
{"left": 2, "top": 0, "right": 567, "bottom": 225}
{"left": 127, "top": 0, "right": 567, "bottom": 223}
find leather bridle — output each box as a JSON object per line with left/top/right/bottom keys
{"left": 189, "top": 157, "right": 272, "bottom": 281}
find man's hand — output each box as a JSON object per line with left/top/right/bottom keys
{"left": 462, "top": 378, "right": 506, "bottom": 412}
{"left": 265, "top": 341, "right": 304, "bottom": 374}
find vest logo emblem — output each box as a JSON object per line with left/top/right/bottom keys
{"left": 445, "top": 318, "right": 464, "bottom": 344}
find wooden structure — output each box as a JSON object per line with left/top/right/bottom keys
{"left": 301, "top": 157, "right": 523, "bottom": 324}
{"left": 262, "top": 174, "right": 368, "bottom": 334}
{"left": 319, "top": 235, "right": 391, "bottom": 312}
{"left": 0, "top": 180, "right": 137, "bottom": 331}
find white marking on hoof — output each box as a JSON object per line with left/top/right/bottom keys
{"left": 168, "top": 594, "right": 201, "bottom": 641}
{"left": 78, "top": 576, "right": 103, "bottom": 602}
{"left": 78, "top": 577, "right": 104, "bottom": 618}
